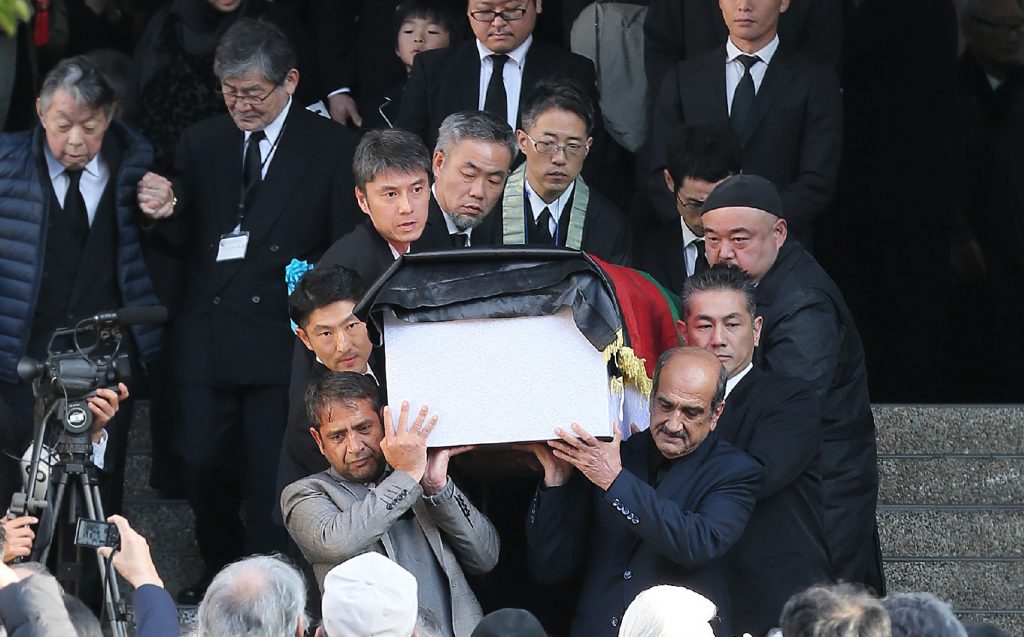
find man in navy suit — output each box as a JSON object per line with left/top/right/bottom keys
{"left": 679, "top": 265, "right": 831, "bottom": 636}
{"left": 524, "top": 347, "right": 763, "bottom": 637}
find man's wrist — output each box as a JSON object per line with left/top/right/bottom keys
{"left": 422, "top": 478, "right": 453, "bottom": 503}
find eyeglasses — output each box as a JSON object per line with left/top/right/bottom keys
{"left": 676, "top": 190, "right": 705, "bottom": 212}
{"left": 523, "top": 133, "right": 589, "bottom": 158}
{"left": 969, "top": 15, "right": 1024, "bottom": 35}
{"left": 470, "top": 3, "right": 532, "bottom": 22}
{"left": 216, "top": 83, "right": 281, "bottom": 106}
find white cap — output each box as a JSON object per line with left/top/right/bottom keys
{"left": 321, "top": 553, "right": 418, "bottom": 637}
{"left": 619, "top": 585, "right": 718, "bottom": 637}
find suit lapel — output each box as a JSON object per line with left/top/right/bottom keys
{"left": 741, "top": 46, "right": 799, "bottom": 145}
{"left": 215, "top": 108, "right": 314, "bottom": 292}
{"left": 453, "top": 42, "right": 484, "bottom": 113}
{"left": 412, "top": 500, "right": 448, "bottom": 571}
{"left": 656, "top": 433, "right": 715, "bottom": 500}
{"left": 715, "top": 366, "right": 762, "bottom": 443}
{"left": 696, "top": 46, "right": 730, "bottom": 120}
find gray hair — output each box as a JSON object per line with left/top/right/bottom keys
{"left": 651, "top": 347, "right": 729, "bottom": 414}
{"left": 197, "top": 555, "right": 308, "bottom": 637}
{"left": 352, "top": 128, "right": 430, "bottom": 191}
{"left": 434, "top": 110, "right": 518, "bottom": 161}
{"left": 619, "top": 585, "right": 718, "bottom": 637}
{"left": 882, "top": 593, "right": 967, "bottom": 637}
{"left": 213, "top": 18, "right": 297, "bottom": 85}
{"left": 415, "top": 607, "right": 445, "bottom": 637}
{"left": 38, "top": 56, "right": 115, "bottom": 116}
{"left": 780, "top": 584, "right": 892, "bottom": 637}
{"left": 681, "top": 264, "right": 757, "bottom": 321}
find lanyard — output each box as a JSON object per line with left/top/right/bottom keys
{"left": 236, "top": 122, "right": 286, "bottom": 227}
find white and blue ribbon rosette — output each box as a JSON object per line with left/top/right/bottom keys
{"left": 284, "top": 258, "right": 315, "bottom": 332}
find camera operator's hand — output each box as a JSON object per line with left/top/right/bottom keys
{"left": 88, "top": 383, "right": 129, "bottom": 443}
{"left": 2, "top": 514, "right": 38, "bottom": 563}
{"left": 97, "top": 515, "right": 163, "bottom": 590}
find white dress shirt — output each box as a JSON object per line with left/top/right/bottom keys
{"left": 44, "top": 146, "right": 110, "bottom": 227}
{"left": 725, "top": 35, "right": 780, "bottom": 114}
{"left": 243, "top": 97, "right": 292, "bottom": 179}
{"left": 525, "top": 178, "right": 575, "bottom": 237}
{"left": 477, "top": 36, "right": 533, "bottom": 131}
{"left": 725, "top": 362, "right": 754, "bottom": 399}
{"left": 679, "top": 219, "right": 703, "bottom": 277}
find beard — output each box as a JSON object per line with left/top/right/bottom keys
{"left": 451, "top": 210, "right": 484, "bottom": 230}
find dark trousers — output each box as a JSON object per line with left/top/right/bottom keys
{"left": 177, "top": 383, "right": 289, "bottom": 574}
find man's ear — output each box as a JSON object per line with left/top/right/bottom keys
{"left": 355, "top": 186, "right": 371, "bottom": 216}
{"left": 296, "top": 327, "right": 314, "bottom": 351}
{"left": 310, "top": 426, "right": 326, "bottom": 456}
{"left": 516, "top": 129, "right": 530, "bottom": 154}
{"left": 752, "top": 315, "right": 763, "bottom": 348}
{"left": 283, "top": 68, "right": 300, "bottom": 96}
{"left": 35, "top": 98, "right": 44, "bottom": 124}
{"left": 676, "top": 319, "right": 689, "bottom": 345}
{"left": 663, "top": 169, "right": 676, "bottom": 193}
{"left": 708, "top": 400, "right": 726, "bottom": 431}
{"left": 772, "top": 217, "right": 788, "bottom": 248}
{"left": 432, "top": 149, "right": 446, "bottom": 182}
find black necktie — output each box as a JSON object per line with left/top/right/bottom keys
{"left": 730, "top": 54, "right": 760, "bottom": 135}
{"left": 63, "top": 170, "right": 89, "bottom": 251}
{"left": 243, "top": 130, "right": 266, "bottom": 209}
{"left": 534, "top": 207, "right": 554, "bottom": 245}
{"left": 692, "top": 239, "right": 708, "bottom": 276}
{"left": 484, "top": 54, "right": 509, "bottom": 122}
{"left": 452, "top": 232, "right": 468, "bottom": 248}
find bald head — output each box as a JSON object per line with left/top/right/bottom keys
{"left": 648, "top": 347, "right": 728, "bottom": 459}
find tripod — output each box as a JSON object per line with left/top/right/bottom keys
{"left": 10, "top": 397, "right": 129, "bottom": 637}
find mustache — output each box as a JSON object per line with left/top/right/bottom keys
{"left": 656, "top": 424, "right": 688, "bottom": 440}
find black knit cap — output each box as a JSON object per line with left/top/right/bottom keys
{"left": 700, "top": 173, "right": 784, "bottom": 219}
{"left": 471, "top": 608, "right": 546, "bottom": 637}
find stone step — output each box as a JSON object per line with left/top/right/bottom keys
{"left": 878, "top": 455, "right": 1024, "bottom": 505}
{"left": 873, "top": 405, "right": 1024, "bottom": 456}
{"left": 122, "top": 499, "right": 195, "bottom": 554}
{"left": 955, "top": 611, "right": 1024, "bottom": 637}
{"left": 883, "top": 559, "right": 1024, "bottom": 611}
{"left": 127, "top": 400, "right": 151, "bottom": 454}
{"left": 878, "top": 506, "right": 1024, "bottom": 558}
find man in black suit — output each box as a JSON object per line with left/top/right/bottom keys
{"left": 643, "top": 0, "right": 844, "bottom": 100}
{"left": 638, "top": 122, "right": 740, "bottom": 292}
{"left": 317, "top": 128, "right": 433, "bottom": 282}
{"left": 648, "top": 0, "right": 842, "bottom": 248}
{"left": 137, "top": 19, "right": 360, "bottom": 602}
{"left": 525, "top": 347, "right": 762, "bottom": 637}
{"left": 417, "top": 110, "right": 518, "bottom": 250}
{"left": 679, "top": 265, "right": 831, "bottom": 636}
{"left": 475, "top": 80, "right": 631, "bottom": 264}
{"left": 699, "top": 174, "right": 884, "bottom": 595}
{"left": 398, "top": 0, "right": 599, "bottom": 154}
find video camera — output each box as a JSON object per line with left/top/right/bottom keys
{"left": 16, "top": 306, "right": 166, "bottom": 435}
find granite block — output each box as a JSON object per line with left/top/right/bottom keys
{"left": 883, "top": 559, "right": 1024, "bottom": 610}
{"left": 128, "top": 400, "right": 151, "bottom": 453}
{"left": 123, "top": 454, "right": 162, "bottom": 501}
{"left": 879, "top": 457, "right": 1024, "bottom": 505}
{"left": 873, "top": 405, "right": 1024, "bottom": 455}
{"left": 122, "top": 500, "right": 196, "bottom": 554}
{"left": 150, "top": 551, "right": 206, "bottom": 600}
{"left": 956, "top": 612, "right": 1024, "bottom": 637}
{"left": 878, "top": 507, "right": 1024, "bottom": 558}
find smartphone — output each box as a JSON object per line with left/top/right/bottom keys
{"left": 73, "top": 518, "right": 120, "bottom": 550}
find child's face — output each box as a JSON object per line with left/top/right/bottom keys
{"left": 396, "top": 18, "right": 451, "bottom": 73}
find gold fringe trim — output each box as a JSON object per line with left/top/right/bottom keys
{"left": 602, "top": 329, "right": 654, "bottom": 398}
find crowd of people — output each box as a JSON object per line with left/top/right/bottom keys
{"left": 0, "top": 0, "right": 1021, "bottom": 635}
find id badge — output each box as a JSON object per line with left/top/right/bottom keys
{"left": 216, "top": 231, "right": 250, "bottom": 262}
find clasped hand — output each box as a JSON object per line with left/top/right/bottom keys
{"left": 380, "top": 402, "right": 473, "bottom": 495}
{"left": 547, "top": 423, "right": 624, "bottom": 491}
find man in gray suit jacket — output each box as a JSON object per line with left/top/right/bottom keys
{"left": 281, "top": 371, "right": 499, "bottom": 637}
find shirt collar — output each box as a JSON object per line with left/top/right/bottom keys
{"left": 44, "top": 143, "right": 104, "bottom": 180}
{"left": 724, "top": 362, "right": 754, "bottom": 399}
{"left": 726, "top": 34, "right": 779, "bottom": 65}
{"left": 679, "top": 217, "right": 700, "bottom": 248}
{"left": 245, "top": 96, "right": 291, "bottom": 145}
{"left": 525, "top": 177, "right": 575, "bottom": 223}
{"left": 476, "top": 35, "right": 533, "bottom": 68}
